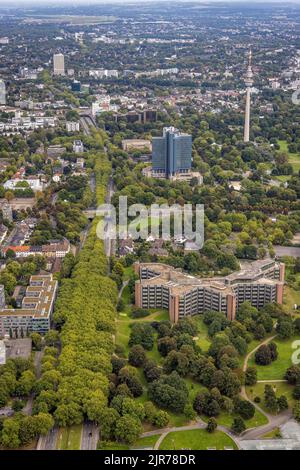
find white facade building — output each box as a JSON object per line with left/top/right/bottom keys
{"left": 53, "top": 53, "right": 65, "bottom": 76}
{"left": 0, "top": 340, "right": 6, "bottom": 365}
{"left": 66, "top": 121, "right": 80, "bottom": 132}
{"left": 0, "top": 80, "right": 6, "bottom": 105}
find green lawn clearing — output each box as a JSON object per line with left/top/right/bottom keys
{"left": 248, "top": 336, "right": 300, "bottom": 380}
{"left": 201, "top": 407, "right": 267, "bottom": 430}
{"left": 246, "top": 381, "right": 296, "bottom": 414}
{"left": 278, "top": 140, "right": 300, "bottom": 173}
{"left": 132, "top": 435, "right": 160, "bottom": 449}
{"left": 56, "top": 425, "right": 82, "bottom": 450}
{"left": 159, "top": 429, "right": 237, "bottom": 450}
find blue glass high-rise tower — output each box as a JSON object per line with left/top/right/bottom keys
{"left": 152, "top": 127, "right": 192, "bottom": 178}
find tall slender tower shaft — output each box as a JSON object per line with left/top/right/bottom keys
{"left": 244, "top": 49, "right": 254, "bottom": 143}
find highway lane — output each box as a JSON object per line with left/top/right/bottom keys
{"left": 37, "top": 426, "right": 59, "bottom": 450}
{"left": 81, "top": 422, "right": 99, "bottom": 450}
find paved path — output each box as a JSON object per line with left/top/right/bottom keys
{"left": 141, "top": 419, "right": 241, "bottom": 450}
{"left": 257, "top": 379, "right": 287, "bottom": 383}
{"left": 118, "top": 280, "right": 129, "bottom": 301}
{"left": 241, "top": 335, "right": 277, "bottom": 422}
{"left": 240, "top": 409, "right": 292, "bottom": 440}
{"left": 23, "top": 349, "right": 43, "bottom": 416}
{"left": 240, "top": 334, "right": 292, "bottom": 440}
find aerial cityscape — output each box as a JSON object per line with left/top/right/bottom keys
{"left": 0, "top": 0, "right": 300, "bottom": 456}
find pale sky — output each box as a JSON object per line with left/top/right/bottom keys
{"left": 0, "top": 0, "right": 297, "bottom": 5}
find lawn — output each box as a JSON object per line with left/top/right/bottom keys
{"left": 123, "top": 266, "right": 134, "bottom": 280}
{"left": 247, "top": 336, "right": 300, "bottom": 380}
{"left": 192, "top": 316, "right": 211, "bottom": 352}
{"left": 246, "top": 382, "right": 296, "bottom": 414}
{"left": 56, "top": 425, "right": 82, "bottom": 450}
{"left": 132, "top": 435, "right": 160, "bottom": 449}
{"left": 98, "top": 441, "right": 129, "bottom": 450}
{"left": 278, "top": 140, "right": 300, "bottom": 173}
{"left": 115, "top": 309, "right": 169, "bottom": 358}
{"left": 201, "top": 407, "right": 268, "bottom": 430}
{"left": 284, "top": 285, "right": 300, "bottom": 312}
{"left": 261, "top": 428, "right": 282, "bottom": 439}
{"left": 159, "top": 429, "right": 237, "bottom": 450}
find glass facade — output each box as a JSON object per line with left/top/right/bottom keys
{"left": 152, "top": 127, "right": 192, "bottom": 177}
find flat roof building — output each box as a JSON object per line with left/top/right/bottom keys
{"left": 0, "top": 274, "right": 58, "bottom": 336}
{"left": 53, "top": 53, "right": 65, "bottom": 76}
{"left": 152, "top": 127, "right": 192, "bottom": 179}
{"left": 134, "top": 259, "right": 285, "bottom": 323}
{"left": 0, "top": 79, "right": 6, "bottom": 105}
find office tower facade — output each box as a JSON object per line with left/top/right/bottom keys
{"left": 152, "top": 127, "right": 192, "bottom": 178}
{"left": 0, "top": 80, "right": 6, "bottom": 105}
{"left": 71, "top": 80, "right": 81, "bottom": 92}
{"left": 244, "top": 49, "right": 254, "bottom": 143}
{"left": 53, "top": 53, "right": 65, "bottom": 76}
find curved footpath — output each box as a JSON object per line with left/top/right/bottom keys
{"left": 140, "top": 334, "right": 294, "bottom": 449}
{"left": 240, "top": 334, "right": 292, "bottom": 440}
{"left": 141, "top": 419, "right": 241, "bottom": 450}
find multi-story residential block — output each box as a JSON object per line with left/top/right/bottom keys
{"left": 1, "top": 238, "right": 70, "bottom": 259}
{"left": 0, "top": 285, "right": 5, "bottom": 309}
{"left": 53, "top": 53, "right": 65, "bottom": 76}
{"left": 0, "top": 200, "right": 12, "bottom": 222}
{"left": 73, "top": 140, "right": 84, "bottom": 153}
{"left": 134, "top": 259, "right": 285, "bottom": 323}
{"left": 66, "top": 121, "right": 80, "bottom": 132}
{"left": 0, "top": 79, "right": 6, "bottom": 105}
{"left": 0, "top": 274, "right": 58, "bottom": 336}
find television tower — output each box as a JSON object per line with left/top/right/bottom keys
{"left": 244, "top": 49, "right": 254, "bottom": 143}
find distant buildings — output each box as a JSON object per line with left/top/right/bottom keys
{"left": 3, "top": 175, "right": 45, "bottom": 192}
{"left": 66, "top": 121, "right": 80, "bottom": 132}
{"left": 0, "top": 285, "right": 5, "bottom": 309}
{"left": 73, "top": 140, "right": 84, "bottom": 153}
{"left": 0, "top": 200, "right": 13, "bottom": 222}
{"left": 0, "top": 274, "right": 58, "bottom": 336}
{"left": 122, "top": 139, "right": 152, "bottom": 152}
{"left": 0, "top": 340, "right": 6, "bottom": 364}
{"left": 1, "top": 237, "right": 70, "bottom": 259}
{"left": 0, "top": 79, "right": 6, "bottom": 105}
{"left": 134, "top": 259, "right": 285, "bottom": 323}
{"left": 0, "top": 224, "right": 8, "bottom": 244}
{"left": 92, "top": 96, "right": 111, "bottom": 116}
{"left": 53, "top": 53, "right": 65, "bottom": 76}
{"left": 114, "top": 109, "right": 157, "bottom": 124}
{"left": 89, "top": 69, "right": 119, "bottom": 79}
{"left": 71, "top": 80, "right": 81, "bottom": 92}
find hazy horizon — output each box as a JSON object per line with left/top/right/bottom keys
{"left": 0, "top": 0, "right": 299, "bottom": 6}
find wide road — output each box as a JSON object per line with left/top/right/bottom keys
{"left": 37, "top": 426, "right": 59, "bottom": 450}
{"left": 81, "top": 422, "right": 99, "bottom": 450}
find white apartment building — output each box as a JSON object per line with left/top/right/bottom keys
{"left": 0, "top": 80, "right": 6, "bottom": 105}
{"left": 66, "top": 121, "right": 80, "bottom": 132}
{"left": 53, "top": 53, "right": 65, "bottom": 76}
